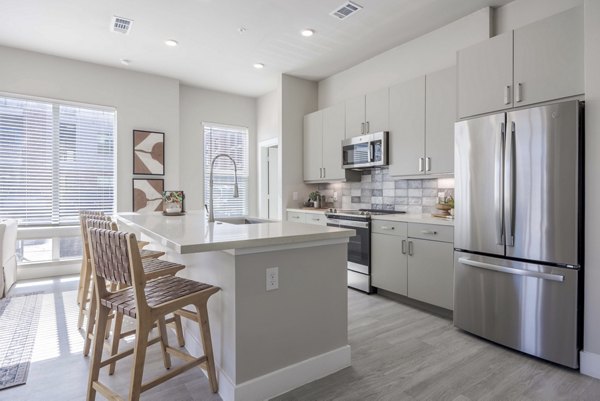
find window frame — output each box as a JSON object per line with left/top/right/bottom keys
{"left": 202, "top": 122, "right": 250, "bottom": 218}
{"left": 0, "top": 91, "right": 117, "bottom": 227}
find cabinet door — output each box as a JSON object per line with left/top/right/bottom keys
{"left": 389, "top": 76, "right": 425, "bottom": 176}
{"left": 407, "top": 239, "right": 454, "bottom": 310}
{"left": 425, "top": 66, "right": 456, "bottom": 175}
{"left": 345, "top": 95, "right": 366, "bottom": 137}
{"left": 457, "top": 31, "right": 513, "bottom": 119}
{"left": 287, "top": 211, "right": 306, "bottom": 223}
{"left": 322, "top": 103, "right": 346, "bottom": 181}
{"left": 371, "top": 233, "right": 408, "bottom": 295}
{"left": 365, "top": 88, "right": 389, "bottom": 134}
{"left": 303, "top": 111, "right": 323, "bottom": 181}
{"left": 513, "top": 6, "right": 583, "bottom": 107}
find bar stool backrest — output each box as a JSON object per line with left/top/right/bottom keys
{"left": 88, "top": 228, "right": 136, "bottom": 288}
{"left": 87, "top": 218, "right": 118, "bottom": 231}
{"left": 80, "top": 215, "right": 113, "bottom": 261}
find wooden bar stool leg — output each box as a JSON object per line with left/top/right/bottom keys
{"left": 87, "top": 303, "right": 110, "bottom": 401}
{"left": 173, "top": 314, "right": 185, "bottom": 347}
{"left": 108, "top": 311, "right": 124, "bottom": 375}
{"left": 128, "top": 322, "right": 152, "bottom": 401}
{"left": 157, "top": 317, "right": 172, "bottom": 370}
{"left": 195, "top": 302, "right": 218, "bottom": 393}
{"left": 77, "top": 262, "right": 92, "bottom": 329}
{"left": 77, "top": 258, "right": 87, "bottom": 305}
{"left": 83, "top": 289, "right": 97, "bottom": 357}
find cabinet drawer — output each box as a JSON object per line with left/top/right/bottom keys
{"left": 372, "top": 220, "right": 407, "bottom": 236}
{"left": 305, "top": 214, "right": 327, "bottom": 226}
{"left": 408, "top": 223, "right": 453, "bottom": 243}
{"left": 287, "top": 211, "right": 306, "bottom": 223}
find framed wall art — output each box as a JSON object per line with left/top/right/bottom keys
{"left": 133, "top": 130, "right": 164, "bottom": 175}
{"left": 132, "top": 179, "right": 164, "bottom": 212}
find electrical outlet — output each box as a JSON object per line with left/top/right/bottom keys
{"left": 333, "top": 191, "right": 338, "bottom": 202}
{"left": 292, "top": 192, "right": 298, "bottom": 201}
{"left": 266, "top": 267, "right": 279, "bottom": 291}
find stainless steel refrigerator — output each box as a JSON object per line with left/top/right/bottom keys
{"left": 453, "top": 100, "right": 583, "bottom": 368}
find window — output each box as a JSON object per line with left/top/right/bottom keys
{"left": 0, "top": 95, "right": 115, "bottom": 226}
{"left": 203, "top": 123, "right": 249, "bottom": 217}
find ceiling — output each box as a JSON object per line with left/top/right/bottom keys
{"left": 0, "top": 0, "right": 513, "bottom": 97}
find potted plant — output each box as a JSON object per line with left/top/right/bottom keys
{"left": 309, "top": 191, "right": 321, "bottom": 209}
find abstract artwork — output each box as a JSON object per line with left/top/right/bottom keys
{"left": 133, "top": 130, "right": 164, "bottom": 175}
{"left": 132, "top": 179, "right": 164, "bottom": 212}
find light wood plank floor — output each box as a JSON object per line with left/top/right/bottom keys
{"left": 4, "top": 276, "right": 600, "bottom": 401}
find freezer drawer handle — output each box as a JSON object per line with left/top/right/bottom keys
{"left": 380, "top": 226, "right": 395, "bottom": 230}
{"left": 458, "top": 257, "right": 564, "bottom": 282}
{"left": 421, "top": 230, "right": 437, "bottom": 235}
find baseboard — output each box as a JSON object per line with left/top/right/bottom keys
{"left": 580, "top": 350, "right": 600, "bottom": 379}
{"left": 233, "top": 345, "right": 351, "bottom": 401}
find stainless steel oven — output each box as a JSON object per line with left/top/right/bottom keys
{"left": 342, "top": 131, "right": 389, "bottom": 169}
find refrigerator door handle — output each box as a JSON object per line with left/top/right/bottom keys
{"left": 495, "top": 122, "right": 505, "bottom": 245}
{"left": 458, "top": 257, "right": 565, "bottom": 282}
{"left": 505, "top": 121, "right": 516, "bottom": 246}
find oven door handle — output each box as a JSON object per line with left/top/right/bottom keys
{"left": 326, "top": 218, "right": 369, "bottom": 229}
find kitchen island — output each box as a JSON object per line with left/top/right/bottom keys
{"left": 116, "top": 211, "right": 354, "bottom": 401}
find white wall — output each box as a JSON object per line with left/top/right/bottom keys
{"left": 179, "top": 85, "right": 257, "bottom": 214}
{"left": 281, "top": 75, "right": 318, "bottom": 213}
{"left": 257, "top": 89, "right": 280, "bottom": 144}
{"left": 494, "top": 0, "right": 582, "bottom": 34}
{"left": 582, "top": 0, "right": 600, "bottom": 378}
{"left": 317, "top": 8, "right": 491, "bottom": 109}
{"left": 0, "top": 45, "right": 180, "bottom": 213}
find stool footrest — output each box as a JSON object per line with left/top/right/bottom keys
{"left": 141, "top": 356, "right": 208, "bottom": 393}
{"left": 92, "top": 381, "right": 125, "bottom": 401}
{"left": 99, "top": 337, "right": 162, "bottom": 368}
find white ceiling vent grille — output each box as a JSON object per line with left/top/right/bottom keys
{"left": 331, "top": 1, "right": 363, "bottom": 20}
{"left": 111, "top": 16, "right": 133, "bottom": 34}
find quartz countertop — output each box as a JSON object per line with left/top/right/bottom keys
{"left": 116, "top": 211, "right": 354, "bottom": 254}
{"left": 371, "top": 213, "right": 454, "bottom": 226}
{"left": 286, "top": 208, "right": 328, "bottom": 215}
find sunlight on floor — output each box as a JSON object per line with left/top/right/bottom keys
{"left": 63, "top": 290, "right": 85, "bottom": 354}
{"left": 15, "top": 279, "right": 54, "bottom": 288}
{"left": 31, "top": 293, "right": 60, "bottom": 362}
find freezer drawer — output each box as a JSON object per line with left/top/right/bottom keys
{"left": 454, "top": 252, "right": 580, "bottom": 368}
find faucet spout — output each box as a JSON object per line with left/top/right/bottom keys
{"left": 208, "top": 154, "right": 239, "bottom": 223}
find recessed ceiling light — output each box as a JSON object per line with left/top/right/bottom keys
{"left": 165, "top": 39, "right": 179, "bottom": 47}
{"left": 301, "top": 29, "right": 315, "bottom": 37}
{"left": 238, "top": 27, "right": 247, "bottom": 34}
{"left": 253, "top": 63, "right": 265, "bottom": 69}
{"left": 120, "top": 59, "right": 131, "bottom": 66}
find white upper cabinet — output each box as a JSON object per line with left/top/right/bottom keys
{"left": 425, "top": 66, "right": 456, "bottom": 175}
{"left": 513, "top": 6, "right": 584, "bottom": 107}
{"left": 345, "top": 95, "right": 366, "bottom": 137}
{"left": 303, "top": 110, "right": 323, "bottom": 182}
{"left": 322, "top": 103, "right": 346, "bottom": 181}
{"left": 389, "top": 76, "right": 426, "bottom": 176}
{"left": 458, "top": 6, "right": 584, "bottom": 119}
{"left": 365, "top": 88, "right": 389, "bottom": 134}
{"left": 457, "top": 31, "right": 513, "bottom": 119}
{"left": 345, "top": 89, "right": 389, "bottom": 137}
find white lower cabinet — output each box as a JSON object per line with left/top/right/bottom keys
{"left": 287, "top": 210, "right": 326, "bottom": 226}
{"left": 371, "top": 221, "right": 454, "bottom": 310}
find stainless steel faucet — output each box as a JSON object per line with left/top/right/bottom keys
{"left": 208, "top": 153, "right": 239, "bottom": 222}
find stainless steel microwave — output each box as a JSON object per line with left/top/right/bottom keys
{"left": 342, "top": 131, "right": 389, "bottom": 169}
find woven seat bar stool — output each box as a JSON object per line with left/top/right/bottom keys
{"left": 77, "top": 214, "right": 167, "bottom": 329}
{"left": 87, "top": 228, "right": 219, "bottom": 401}
{"left": 83, "top": 219, "right": 186, "bottom": 375}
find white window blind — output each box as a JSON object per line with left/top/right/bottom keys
{"left": 203, "top": 123, "right": 249, "bottom": 217}
{"left": 0, "top": 95, "right": 115, "bottom": 226}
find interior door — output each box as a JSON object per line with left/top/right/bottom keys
{"left": 504, "top": 101, "right": 580, "bottom": 266}
{"left": 454, "top": 113, "right": 506, "bottom": 256}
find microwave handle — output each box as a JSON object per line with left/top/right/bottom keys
{"left": 368, "top": 142, "right": 373, "bottom": 162}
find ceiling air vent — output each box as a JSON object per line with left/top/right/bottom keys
{"left": 111, "top": 16, "right": 133, "bottom": 34}
{"left": 331, "top": 1, "right": 363, "bottom": 20}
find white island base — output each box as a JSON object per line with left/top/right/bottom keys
{"left": 117, "top": 213, "right": 352, "bottom": 401}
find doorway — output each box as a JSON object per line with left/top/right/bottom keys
{"left": 259, "top": 138, "right": 280, "bottom": 219}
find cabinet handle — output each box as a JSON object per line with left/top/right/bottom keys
{"left": 421, "top": 230, "right": 437, "bottom": 235}
{"left": 408, "top": 241, "right": 414, "bottom": 256}
{"left": 418, "top": 157, "right": 424, "bottom": 172}
{"left": 401, "top": 240, "right": 407, "bottom": 254}
{"left": 292, "top": 216, "right": 300, "bottom": 219}
{"left": 361, "top": 122, "right": 365, "bottom": 135}
{"left": 516, "top": 82, "right": 522, "bottom": 103}
{"left": 504, "top": 85, "right": 511, "bottom": 105}
{"left": 312, "top": 217, "right": 321, "bottom": 221}
{"left": 426, "top": 157, "right": 431, "bottom": 172}
{"left": 380, "top": 226, "right": 395, "bottom": 230}
{"left": 323, "top": 167, "right": 326, "bottom": 178}
{"left": 366, "top": 121, "right": 370, "bottom": 133}
{"left": 320, "top": 168, "right": 324, "bottom": 178}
